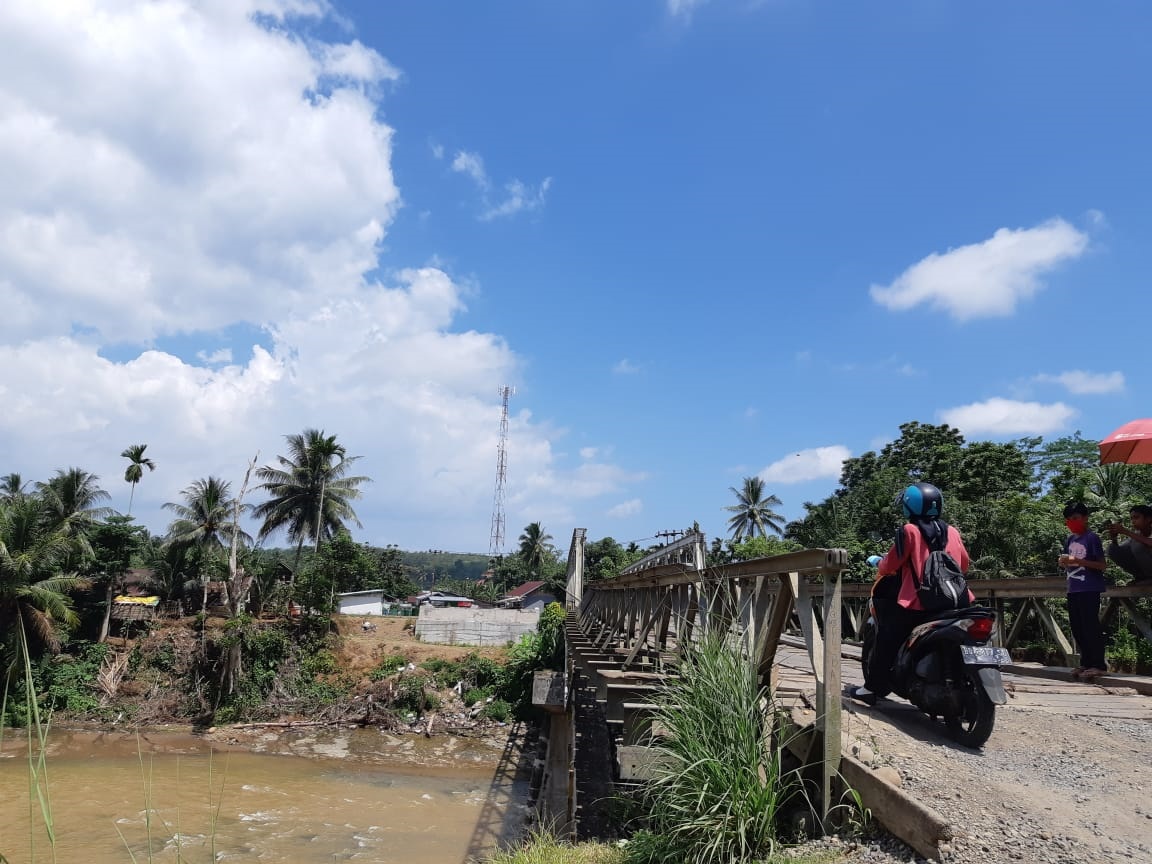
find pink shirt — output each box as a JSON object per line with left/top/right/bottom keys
{"left": 877, "top": 522, "right": 973, "bottom": 611}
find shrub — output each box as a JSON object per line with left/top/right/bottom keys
{"left": 393, "top": 672, "right": 438, "bottom": 715}
{"left": 482, "top": 698, "right": 512, "bottom": 722}
{"left": 463, "top": 687, "right": 490, "bottom": 707}
{"left": 369, "top": 653, "right": 409, "bottom": 680}
{"left": 420, "top": 657, "right": 463, "bottom": 689}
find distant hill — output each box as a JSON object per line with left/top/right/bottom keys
{"left": 398, "top": 550, "right": 491, "bottom": 584}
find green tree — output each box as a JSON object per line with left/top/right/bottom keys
{"left": 0, "top": 473, "right": 27, "bottom": 503}
{"left": 585, "top": 536, "right": 645, "bottom": 583}
{"left": 121, "top": 443, "right": 156, "bottom": 516}
{"left": 517, "top": 522, "right": 556, "bottom": 577}
{"left": 90, "top": 515, "right": 147, "bottom": 642}
{"left": 0, "top": 494, "right": 89, "bottom": 667}
{"left": 36, "top": 467, "right": 112, "bottom": 551}
{"left": 164, "top": 476, "right": 252, "bottom": 613}
{"left": 253, "top": 429, "right": 369, "bottom": 575}
{"left": 164, "top": 477, "right": 246, "bottom": 553}
{"left": 724, "top": 476, "right": 784, "bottom": 541}
{"left": 726, "top": 534, "right": 803, "bottom": 561}
{"left": 367, "top": 545, "right": 417, "bottom": 599}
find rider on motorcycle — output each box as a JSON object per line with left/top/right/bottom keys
{"left": 852, "top": 482, "right": 974, "bottom": 705}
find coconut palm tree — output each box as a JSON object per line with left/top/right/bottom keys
{"left": 0, "top": 494, "right": 89, "bottom": 666}
{"left": 724, "top": 476, "right": 784, "bottom": 541}
{"left": 35, "top": 468, "right": 113, "bottom": 565}
{"left": 163, "top": 476, "right": 249, "bottom": 554}
{"left": 253, "top": 429, "right": 369, "bottom": 573}
{"left": 121, "top": 444, "right": 156, "bottom": 515}
{"left": 0, "top": 473, "right": 27, "bottom": 503}
{"left": 517, "top": 522, "right": 555, "bottom": 576}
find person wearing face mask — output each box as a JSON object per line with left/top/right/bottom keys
{"left": 1058, "top": 502, "right": 1108, "bottom": 681}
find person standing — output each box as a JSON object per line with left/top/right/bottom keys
{"left": 1059, "top": 502, "right": 1108, "bottom": 681}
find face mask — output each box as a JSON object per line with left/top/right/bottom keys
{"left": 1065, "top": 518, "right": 1087, "bottom": 534}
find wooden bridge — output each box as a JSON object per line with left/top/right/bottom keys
{"left": 531, "top": 529, "right": 1152, "bottom": 860}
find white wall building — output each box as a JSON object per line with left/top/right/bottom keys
{"left": 336, "top": 589, "right": 390, "bottom": 616}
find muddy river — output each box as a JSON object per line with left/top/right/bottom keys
{"left": 0, "top": 726, "right": 531, "bottom": 863}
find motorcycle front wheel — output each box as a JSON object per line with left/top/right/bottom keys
{"left": 945, "top": 677, "right": 996, "bottom": 747}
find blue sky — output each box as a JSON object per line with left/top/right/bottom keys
{"left": 1, "top": 0, "right": 1148, "bottom": 554}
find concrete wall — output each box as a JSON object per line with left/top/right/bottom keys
{"left": 415, "top": 606, "right": 541, "bottom": 646}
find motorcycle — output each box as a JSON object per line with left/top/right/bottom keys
{"left": 859, "top": 557, "right": 1011, "bottom": 748}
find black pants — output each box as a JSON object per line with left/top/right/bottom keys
{"left": 1067, "top": 592, "right": 1106, "bottom": 670}
{"left": 864, "top": 577, "right": 929, "bottom": 696}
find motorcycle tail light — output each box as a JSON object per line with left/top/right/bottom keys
{"left": 967, "top": 617, "right": 994, "bottom": 641}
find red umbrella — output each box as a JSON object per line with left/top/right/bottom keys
{"left": 1099, "top": 419, "right": 1152, "bottom": 465}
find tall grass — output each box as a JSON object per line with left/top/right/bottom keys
{"left": 484, "top": 831, "right": 625, "bottom": 864}
{"left": 625, "top": 630, "right": 798, "bottom": 864}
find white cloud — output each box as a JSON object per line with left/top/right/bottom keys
{"left": 1036, "top": 370, "right": 1125, "bottom": 395}
{"left": 197, "top": 348, "right": 233, "bottom": 365}
{"left": 480, "top": 177, "right": 552, "bottom": 222}
{"left": 668, "top": 0, "right": 709, "bottom": 18}
{"left": 0, "top": 0, "right": 634, "bottom": 551}
{"left": 760, "top": 446, "right": 851, "bottom": 485}
{"left": 613, "top": 358, "right": 640, "bottom": 375}
{"left": 449, "top": 148, "right": 550, "bottom": 221}
{"left": 430, "top": 142, "right": 444, "bottom": 160}
{"left": 451, "top": 150, "right": 489, "bottom": 188}
{"left": 870, "top": 218, "right": 1090, "bottom": 320}
{"left": 607, "top": 498, "right": 643, "bottom": 518}
{"left": 0, "top": 0, "right": 402, "bottom": 344}
{"left": 939, "top": 398, "right": 1077, "bottom": 436}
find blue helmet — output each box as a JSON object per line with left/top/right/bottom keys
{"left": 900, "top": 482, "right": 943, "bottom": 520}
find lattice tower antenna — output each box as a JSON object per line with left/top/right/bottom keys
{"left": 489, "top": 386, "right": 515, "bottom": 557}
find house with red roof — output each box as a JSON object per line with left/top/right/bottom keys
{"left": 498, "top": 580, "right": 558, "bottom": 611}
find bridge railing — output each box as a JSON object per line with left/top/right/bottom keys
{"left": 826, "top": 576, "right": 1152, "bottom": 667}
{"left": 572, "top": 544, "right": 850, "bottom": 828}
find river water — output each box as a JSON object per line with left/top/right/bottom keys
{"left": 0, "top": 726, "right": 531, "bottom": 864}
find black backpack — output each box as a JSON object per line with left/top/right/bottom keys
{"left": 898, "top": 520, "right": 969, "bottom": 613}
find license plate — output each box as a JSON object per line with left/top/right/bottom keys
{"left": 961, "top": 645, "right": 1011, "bottom": 665}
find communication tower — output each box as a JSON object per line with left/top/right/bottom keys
{"left": 489, "top": 386, "right": 514, "bottom": 557}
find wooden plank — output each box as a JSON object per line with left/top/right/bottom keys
{"left": 838, "top": 754, "right": 951, "bottom": 861}
{"left": 623, "top": 594, "right": 669, "bottom": 668}
{"left": 818, "top": 564, "right": 843, "bottom": 831}
{"left": 1031, "top": 599, "right": 1076, "bottom": 664}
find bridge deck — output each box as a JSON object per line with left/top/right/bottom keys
{"left": 775, "top": 644, "right": 1152, "bottom": 722}
{"left": 777, "top": 644, "right": 1152, "bottom": 863}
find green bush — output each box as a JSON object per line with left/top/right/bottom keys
{"left": 369, "top": 653, "right": 409, "bottom": 680}
{"left": 463, "top": 687, "right": 491, "bottom": 707}
{"left": 482, "top": 698, "right": 512, "bottom": 722}
{"left": 420, "top": 657, "right": 463, "bottom": 688}
{"left": 30, "top": 641, "right": 109, "bottom": 717}
{"left": 393, "top": 672, "right": 438, "bottom": 715}
{"left": 302, "top": 648, "right": 338, "bottom": 677}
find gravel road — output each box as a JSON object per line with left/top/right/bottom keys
{"left": 833, "top": 695, "right": 1152, "bottom": 864}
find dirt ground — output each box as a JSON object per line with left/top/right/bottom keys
{"left": 332, "top": 614, "right": 510, "bottom": 675}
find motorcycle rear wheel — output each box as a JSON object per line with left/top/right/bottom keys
{"left": 945, "top": 682, "right": 995, "bottom": 747}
